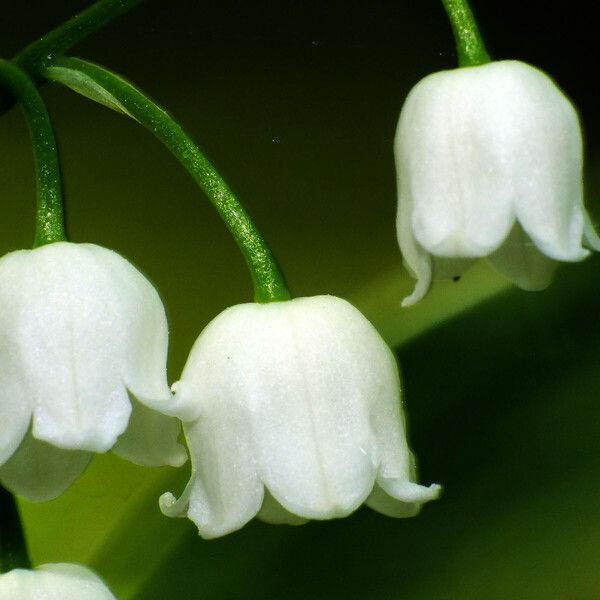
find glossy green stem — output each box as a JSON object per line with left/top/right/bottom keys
{"left": 0, "top": 0, "right": 144, "bottom": 116}
{"left": 15, "top": 0, "right": 143, "bottom": 72}
{"left": 441, "top": 0, "right": 491, "bottom": 67}
{"left": 44, "top": 57, "right": 291, "bottom": 303}
{"left": 0, "top": 487, "right": 30, "bottom": 573}
{"left": 0, "top": 60, "right": 66, "bottom": 246}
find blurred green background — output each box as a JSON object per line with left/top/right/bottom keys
{"left": 2, "top": 1, "right": 600, "bottom": 598}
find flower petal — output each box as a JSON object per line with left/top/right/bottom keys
{"left": 396, "top": 172, "right": 434, "bottom": 307}
{"left": 367, "top": 346, "right": 441, "bottom": 515}
{"left": 160, "top": 406, "right": 264, "bottom": 539}
{"left": 0, "top": 429, "right": 91, "bottom": 502}
{"left": 0, "top": 563, "right": 117, "bottom": 599}
{"left": 231, "top": 298, "right": 378, "bottom": 518}
{"left": 256, "top": 489, "right": 309, "bottom": 526}
{"left": 0, "top": 242, "right": 178, "bottom": 453}
{"left": 488, "top": 223, "right": 557, "bottom": 290}
{"left": 366, "top": 480, "right": 441, "bottom": 518}
{"left": 79, "top": 244, "right": 178, "bottom": 415}
{"left": 0, "top": 244, "right": 133, "bottom": 450}
{"left": 0, "top": 362, "right": 30, "bottom": 466}
{"left": 498, "top": 62, "right": 589, "bottom": 261}
{"left": 112, "top": 397, "right": 187, "bottom": 467}
{"left": 396, "top": 64, "right": 515, "bottom": 258}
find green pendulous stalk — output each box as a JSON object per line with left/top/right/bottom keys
{"left": 441, "top": 0, "right": 491, "bottom": 67}
{"left": 0, "top": 60, "right": 66, "bottom": 247}
{"left": 1, "top": 0, "right": 289, "bottom": 301}
{"left": 44, "top": 57, "right": 291, "bottom": 303}
{"left": 0, "top": 0, "right": 144, "bottom": 115}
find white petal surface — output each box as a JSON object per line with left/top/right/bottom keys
{"left": 494, "top": 61, "right": 588, "bottom": 261}
{"left": 184, "top": 298, "right": 377, "bottom": 520}
{"left": 0, "top": 563, "right": 116, "bottom": 599}
{"left": 0, "top": 355, "right": 30, "bottom": 466}
{"left": 0, "top": 286, "right": 35, "bottom": 466}
{"left": 366, "top": 347, "right": 441, "bottom": 513}
{"left": 488, "top": 223, "right": 556, "bottom": 291}
{"left": 160, "top": 399, "right": 264, "bottom": 539}
{"left": 112, "top": 397, "right": 186, "bottom": 467}
{"left": 396, "top": 63, "right": 516, "bottom": 258}
{"left": 0, "top": 429, "right": 91, "bottom": 502}
{"left": 0, "top": 242, "right": 173, "bottom": 453}
{"left": 257, "top": 489, "right": 309, "bottom": 526}
{"left": 396, "top": 166, "right": 434, "bottom": 307}
{"left": 366, "top": 483, "right": 423, "bottom": 518}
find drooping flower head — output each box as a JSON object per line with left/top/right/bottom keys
{"left": 395, "top": 60, "right": 600, "bottom": 306}
{"left": 160, "top": 295, "right": 440, "bottom": 538}
{"left": 0, "top": 563, "right": 116, "bottom": 599}
{"left": 0, "top": 242, "right": 186, "bottom": 501}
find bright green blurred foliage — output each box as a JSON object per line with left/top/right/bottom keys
{"left": 1, "top": 0, "right": 599, "bottom": 598}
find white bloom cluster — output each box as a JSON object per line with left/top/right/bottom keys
{"left": 0, "top": 243, "right": 438, "bottom": 538}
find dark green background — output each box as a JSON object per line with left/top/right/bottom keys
{"left": 2, "top": 1, "right": 600, "bottom": 598}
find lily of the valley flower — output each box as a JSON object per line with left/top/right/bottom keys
{"left": 0, "top": 563, "right": 116, "bottom": 599}
{"left": 0, "top": 242, "right": 186, "bottom": 501}
{"left": 160, "top": 295, "right": 440, "bottom": 539}
{"left": 395, "top": 59, "right": 600, "bottom": 306}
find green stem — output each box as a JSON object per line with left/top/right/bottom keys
{"left": 44, "top": 57, "right": 290, "bottom": 303}
{"left": 14, "top": 0, "right": 143, "bottom": 72}
{"left": 0, "top": 487, "right": 31, "bottom": 573}
{"left": 0, "top": 60, "right": 65, "bottom": 247}
{"left": 0, "top": 0, "right": 144, "bottom": 116}
{"left": 441, "top": 0, "right": 491, "bottom": 67}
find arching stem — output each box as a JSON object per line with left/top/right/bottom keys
{"left": 0, "top": 60, "right": 66, "bottom": 247}
{"left": 44, "top": 57, "right": 290, "bottom": 302}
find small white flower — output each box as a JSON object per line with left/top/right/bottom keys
{"left": 395, "top": 60, "right": 600, "bottom": 306}
{"left": 160, "top": 295, "right": 440, "bottom": 539}
{"left": 0, "top": 242, "right": 186, "bottom": 501}
{"left": 0, "top": 563, "right": 116, "bottom": 599}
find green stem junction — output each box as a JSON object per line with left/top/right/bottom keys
{"left": 441, "top": 0, "right": 491, "bottom": 67}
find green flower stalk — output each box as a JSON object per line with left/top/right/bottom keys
{"left": 1, "top": 0, "right": 143, "bottom": 116}
{"left": 44, "top": 57, "right": 291, "bottom": 303}
{"left": 441, "top": 0, "right": 491, "bottom": 67}
{"left": 0, "top": 60, "right": 65, "bottom": 247}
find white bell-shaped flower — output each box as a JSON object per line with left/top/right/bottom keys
{"left": 160, "top": 295, "right": 440, "bottom": 539}
{"left": 0, "top": 242, "right": 186, "bottom": 501}
{"left": 0, "top": 563, "right": 116, "bottom": 599}
{"left": 395, "top": 59, "right": 600, "bottom": 306}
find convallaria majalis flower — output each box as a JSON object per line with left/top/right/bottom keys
{"left": 0, "top": 241, "right": 186, "bottom": 501}
{"left": 395, "top": 59, "right": 600, "bottom": 306}
{"left": 0, "top": 563, "right": 116, "bottom": 599}
{"left": 160, "top": 295, "right": 440, "bottom": 539}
